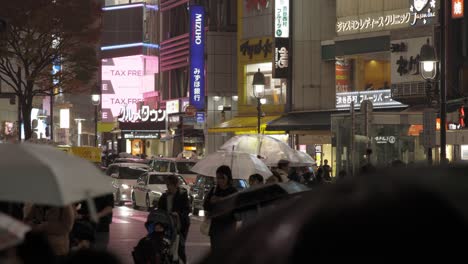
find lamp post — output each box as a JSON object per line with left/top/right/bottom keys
{"left": 252, "top": 69, "right": 265, "bottom": 134}
{"left": 91, "top": 93, "right": 100, "bottom": 147}
{"left": 420, "top": 38, "right": 442, "bottom": 164}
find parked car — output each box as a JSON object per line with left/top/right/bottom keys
{"left": 106, "top": 163, "right": 150, "bottom": 206}
{"left": 149, "top": 158, "right": 198, "bottom": 185}
{"left": 190, "top": 175, "right": 249, "bottom": 216}
{"left": 113, "top": 157, "right": 151, "bottom": 165}
{"left": 131, "top": 172, "right": 190, "bottom": 209}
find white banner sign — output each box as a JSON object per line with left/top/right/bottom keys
{"left": 274, "top": 0, "right": 289, "bottom": 38}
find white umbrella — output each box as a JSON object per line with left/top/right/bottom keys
{"left": 219, "top": 134, "right": 302, "bottom": 167}
{"left": 0, "top": 212, "right": 31, "bottom": 250}
{"left": 290, "top": 150, "right": 316, "bottom": 167}
{"left": 0, "top": 143, "right": 113, "bottom": 207}
{"left": 191, "top": 151, "right": 272, "bottom": 180}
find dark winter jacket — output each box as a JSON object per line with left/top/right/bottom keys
{"left": 157, "top": 187, "right": 191, "bottom": 239}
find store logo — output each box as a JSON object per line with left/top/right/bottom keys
{"left": 240, "top": 39, "right": 272, "bottom": 59}
{"left": 246, "top": 0, "right": 270, "bottom": 12}
{"left": 275, "top": 46, "right": 288, "bottom": 69}
{"left": 413, "top": 0, "right": 429, "bottom": 11}
{"left": 410, "top": 0, "right": 436, "bottom": 25}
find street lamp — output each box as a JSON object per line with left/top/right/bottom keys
{"left": 252, "top": 69, "right": 265, "bottom": 134}
{"left": 420, "top": 39, "right": 438, "bottom": 80}
{"left": 91, "top": 93, "right": 100, "bottom": 147}
{"left": 420, "top": 38, "right": 446, "bottom": 164}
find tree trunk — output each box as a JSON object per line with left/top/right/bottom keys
{"left": 21, "top": 98, "right": 33, "bottom": 141}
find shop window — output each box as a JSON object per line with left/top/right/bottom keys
{"left": 245, "top": 62, "right": 286, "bottom": 105}
{"left": 335, "top": 53, "right": 390, "bottom": 93}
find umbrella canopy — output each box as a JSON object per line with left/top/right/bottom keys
{"left": 0, "top": 212, "right": 31, "bottom": 250}
{"left": 219, "top": 134, "right": 304, "bottom": 167}
{"left": 290, "top": 150, "right": 316, "bottom": 167}
{"left": 209, "top": 182, "right": 311, "bottom": 218}
{"left": 0, "top": 143, "right": 113, "bottom": 206}
{"left": 191, "top": 151, "right": 272, "bottom": 180}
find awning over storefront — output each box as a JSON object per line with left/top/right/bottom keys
{"left": 208, "top": 116, "right": 281, "bottom": 134}
{"left": 98, "top": 122, "right": 116, "bottom": 133}
{"left": 266, "top": 111, "right": 339, "bottom": 131}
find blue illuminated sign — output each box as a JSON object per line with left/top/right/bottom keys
{"left": 196, "top": 112, "right": 205, "bottom": 123}
{"left": 189, "top": 5, "right": 205, "bottom": 111}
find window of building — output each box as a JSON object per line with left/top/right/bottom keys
{"left": 335, "top": 52, "right": 390, "bottom": 93}
{"left": 245, "top": 62, "right": 286, "bottom": 105}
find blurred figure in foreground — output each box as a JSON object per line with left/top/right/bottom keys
{"left": 203, "top": 165, "right": 238, "bottom": 251}
{"left": 24, "top": 205, "right": 74, "bottom": 258}
{"left": 248, "top": 174, "right": 264, "bottom": 186}
{"left": 200, "top": 167, "right": 468, "bottom": 262}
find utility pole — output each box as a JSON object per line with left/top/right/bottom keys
{"left": 440, "top": 0, "right": 448, "bottom": 164}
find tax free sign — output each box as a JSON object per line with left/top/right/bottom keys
{"left": 189, "top": 5, "right": 205, "bottom": 111}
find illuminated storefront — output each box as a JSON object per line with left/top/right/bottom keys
{"left": 209, "top": 1, "right": 286, "bottom": 139}
{"left": 100, "top": 54, "right": 161, "bottom": 156}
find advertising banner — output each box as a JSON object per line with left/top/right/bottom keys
{"left": 101, "top": 55, "right": 158, "bottom": 123}
{"left": 273, "top": 0, "right": 290, "bottom": 79}
{"left": 189, "top": 5, "right": 205, "bottom": 111}
{"left": 273, "top": 38, "right": 289, "bottom": 79}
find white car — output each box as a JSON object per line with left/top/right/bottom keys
{"left": 106, "top": 163, "right": 150, "bottom": 206}
{"left": 131, "top": 172, "right": 190, "bottom": 209}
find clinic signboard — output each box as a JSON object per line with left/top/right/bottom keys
{"left": 189, "top": 5, "right": 206, "bottom": 111}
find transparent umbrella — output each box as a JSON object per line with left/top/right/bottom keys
{"left": 290, "top": 150, "right": 316, "bottom": 167}
{"left": 191, "top": 151, "right": 272, "bottom": 180}
{"left": 219, "top": 134, "right": 303, "bottom": 167}
{"left": 0, "top": 143, "right": 113, "bottom": 221}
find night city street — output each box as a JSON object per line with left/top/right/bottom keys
{"left": 2, "top": 0, "right": 468, "bottom": 263}
{"left": 108, "top": 206, "right": 209, "bottom": 264}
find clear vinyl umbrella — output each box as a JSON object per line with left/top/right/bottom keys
{"left": 219, "top": 134, "right": 307, "bottom": 167}
{"left": 290, "top": 150, "right": 316, "bottom": 167}
{"left": 0, "top": 143, "right": 113, "bottom": 221}
{"left": 191, "top": 151, "right": 272, "bottom": 180}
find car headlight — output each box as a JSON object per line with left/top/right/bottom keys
{"left": 151, "top": 191, "right": 162, "bottom": 196}
{"left": 121, "top": 184, "right": 130, "bottom": 190}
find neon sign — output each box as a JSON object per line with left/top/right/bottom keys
{"left": 118, "top": 106, "right": 166, "bottom": 123}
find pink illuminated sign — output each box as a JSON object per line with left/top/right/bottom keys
{"left": 101, "top": 55, "right": 159, "bottom": 122}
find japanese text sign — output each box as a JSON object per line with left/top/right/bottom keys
{"left": 189, "top": 5, "right": 205, "bottom": 111}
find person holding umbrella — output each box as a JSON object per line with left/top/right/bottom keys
{"left": 24, "top": 204, "right": 75, "bottom": 257}
{"left": 203, "top": 165, "right": 238, "bottom": 251}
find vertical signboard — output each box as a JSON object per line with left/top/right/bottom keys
{"left": 452, "top": 0, "right": 464, "bottom": 19}
{"left": 189, "top": 5, "right": 205, "bottom": 111}
{"left": 273, "top": 0, "right": 290, "bottom": 79}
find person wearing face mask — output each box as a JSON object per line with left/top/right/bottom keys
{"left": 203, "top": 165, "right": 238, "bottom": 251}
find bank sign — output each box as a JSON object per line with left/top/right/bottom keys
{"left": 189, "top": 5, "right": 205, "bottom": 111}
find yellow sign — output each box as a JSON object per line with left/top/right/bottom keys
{"left": 239, "top": 37, "right": 273, "bottom": 63}
{"left": 61, "top": 146, "right": 101, "bottom": 163}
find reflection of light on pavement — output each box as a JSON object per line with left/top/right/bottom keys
{"left": 115, "top": 206, "right": 133, "bottom": 217}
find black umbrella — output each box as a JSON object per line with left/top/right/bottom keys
{"left": 209, "top": 182, "right": 310, "bottom": 218}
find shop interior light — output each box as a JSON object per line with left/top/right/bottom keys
{"left": 213, "top": 96, "right": 221, "bottom": 102}
{"left": 232, "top": 95, "right": 239, "bottom": 102}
